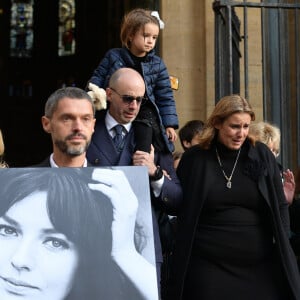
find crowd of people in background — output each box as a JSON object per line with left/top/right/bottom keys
{"left": 2, "top": 88, "right": 300, "bottom": 299}
{"left": 1, "top": 6, "right": 300, "bottom": 300}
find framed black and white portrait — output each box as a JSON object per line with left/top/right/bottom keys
{"left": 0, "top": 166, "right": 158, "bottom": 300}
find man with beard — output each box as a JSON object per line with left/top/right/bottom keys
{"left": 36, "top": 87, "right": 96, "bottom": 167}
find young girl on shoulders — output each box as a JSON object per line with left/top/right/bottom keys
{"left": 87, "top": 8, "right": 179, "bottom": 153}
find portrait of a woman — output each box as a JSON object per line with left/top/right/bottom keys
{"left": 0, "top": 167, "right": 158, "bottom": 300}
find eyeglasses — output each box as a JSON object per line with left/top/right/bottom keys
{"left": 109, "top": 87, "right": 147, "bottom": 105}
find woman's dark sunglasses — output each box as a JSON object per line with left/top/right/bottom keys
{"left": 110, "top": 87, "right": 147, "bottom": 104}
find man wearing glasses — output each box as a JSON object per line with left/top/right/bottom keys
{"left": 87, "top": 67, "right": 182, "bottom": 296}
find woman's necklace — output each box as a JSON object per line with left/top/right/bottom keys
{"left": 215, "top": 147, "right": 241, "bottom": 189}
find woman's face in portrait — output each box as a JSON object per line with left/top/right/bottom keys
{"left": 216, "top": 112, "right": 252, "bottom": 150}
{"left": 0, "top": 191, "right": 79, "bottom": 300}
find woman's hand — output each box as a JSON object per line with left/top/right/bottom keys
{"left": 88, "top": 168, "right": 138, "bottom": 256}
{"left": 88, "top": 168, "right": 158, "bottom": 300}
{"left": 283, "top": 169, "right": 295, "bottom": 205}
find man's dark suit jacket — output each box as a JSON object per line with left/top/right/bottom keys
{"left": 86, "top": 110, "right": 183, "bottom": 266}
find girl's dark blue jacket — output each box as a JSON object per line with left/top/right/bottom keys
{"left": 88, "top": 47, "right": 179, "bottom": 152}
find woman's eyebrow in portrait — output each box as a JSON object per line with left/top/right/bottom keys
{"left": 1, "top": 215, "right": 19, "bottom": 227}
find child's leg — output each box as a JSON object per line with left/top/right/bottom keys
{"left": 133, "top": 120, "right": 152, "bottom": 153}
{"left": 136, "top": 103, "right": 173, "bottom": 153}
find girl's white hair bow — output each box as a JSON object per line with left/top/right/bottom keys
{"left": 151, "top": 11, "right": 165, "bottom": 29}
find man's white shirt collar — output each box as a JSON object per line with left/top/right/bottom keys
{"left": 49, "top": 153, "right": 87, "bottom": 168}
{"left": 105, "top": 111, "right": 132, "bottom": 137}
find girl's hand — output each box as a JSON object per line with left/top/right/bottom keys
{"left": 166, "top": 127, "right": 177, "bottom": 142}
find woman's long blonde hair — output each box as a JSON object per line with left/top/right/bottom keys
{"left": 199, "top": 95, "right": 256, "bottom": 149}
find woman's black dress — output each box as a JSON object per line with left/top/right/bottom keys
{"left": 182, "top": 143, "right": 290, "bottom": 300}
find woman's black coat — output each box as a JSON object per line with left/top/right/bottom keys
{"left": 165, "top": 140, "right": 300, "bottom": 300}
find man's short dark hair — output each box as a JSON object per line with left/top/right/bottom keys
{"left": 45, "top": 87, "right": 95, "bottom": 118}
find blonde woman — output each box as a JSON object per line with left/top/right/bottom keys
{"left": 166, "top": 95, "right": 300, "bottom": 300}
{"left": 249, "top": 121, "right": 295, "bottom": 205}
{"left": 249, "top": 121, "right": 280, "bottom": 157}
